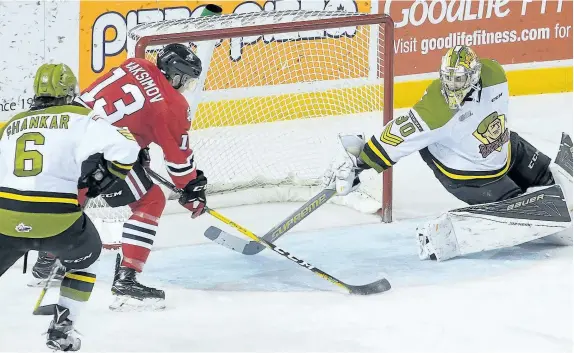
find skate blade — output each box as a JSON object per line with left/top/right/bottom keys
{"left": 28, "top": 278, "right": 62, "bottom": 288}
{"left": 109, "top": 296, "right": 166, "bottom": 312}
{"left": 46, "top": 339, "right": 81, "bottom": 352}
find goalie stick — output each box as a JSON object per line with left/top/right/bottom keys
{"left": 145, "top": 168, "right": 391, "bottom": 295}
{"left": 205, "top": 188, "right": 337, "bottom": 255}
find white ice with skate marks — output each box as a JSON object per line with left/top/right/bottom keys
{"left": 0, "top": 93, "right": 572, "bottom": 352}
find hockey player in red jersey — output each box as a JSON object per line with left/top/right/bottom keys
{"left": 31, "top": 44, "right": 207, "bottom": 310}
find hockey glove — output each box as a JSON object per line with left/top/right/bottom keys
{"left": 138, "top": 148, "right": 151, "bottom": 168}
{"left": 324, "top": 135, "right": 370, "bottom": 196}
{"left": 179, "top": 170, "right": 207, "bottom": 218}
{"left": 81, "top": 161, "right": 119, "bottom": 198}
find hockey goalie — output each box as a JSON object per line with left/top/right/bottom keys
{"left": 328, "top": 45, "right": 572, "bottom": 261}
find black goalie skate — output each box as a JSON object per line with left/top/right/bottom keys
{"left": 110, "top": 255, "right": 165, "bottom": 311}
{"left": 29, "top": 252, "right": 65, "bottom": 287}
{"left": 46, "top": 305, "right": 81, "bottom": 351}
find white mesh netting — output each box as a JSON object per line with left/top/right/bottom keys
{"left": 85, "top": 10, "right": 392, "bottom": 226}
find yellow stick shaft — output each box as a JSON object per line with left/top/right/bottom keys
{"left": 206, "top": 207, "right": 351, "bottom": 292}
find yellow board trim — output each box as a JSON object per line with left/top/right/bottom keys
{"left": 65, "top": 273, "right": 96, "bottom": 283}
{"left": 433, "top": 143, "right": 512, "bottom": 180}
{"left": 393, "top": 66, "right": 573, "bottom": 109}
{"left": 0, "top": 191, "right": 78, "bottom": 205}
{"left": 367, "top": 139, "right": 393, "bottom": 167}
{"left": 0, "top": 66, "right": 570, "bottom": 130}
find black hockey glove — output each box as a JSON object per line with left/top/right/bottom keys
{"left": 179, "top": 170, "right": 207, "bottom": 219}
{"left": 81, "top": 157, "right": 121, "bottom": 198}
{"left": 138, "top": 147, "right": 151, "bottom": 168}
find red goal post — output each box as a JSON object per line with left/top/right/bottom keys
{"left": 128, "top": 11, "right": 395, "bottom": 222}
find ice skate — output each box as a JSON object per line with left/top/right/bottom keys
{"left": 110, "top": 256, "right": 165, "bottom": 311}
{"left": 46, "top": 305, "right": 81, "bottom": 351}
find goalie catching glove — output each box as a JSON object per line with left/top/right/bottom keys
{"left": 324, "top": 135, "right": 371, "bottom": 195}
{"left": 179, "top": 170, "right": 208, "bottom": 218}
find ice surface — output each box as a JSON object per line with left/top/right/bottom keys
{"left": 0, "top": 93, "right": 572, "bottom": 352}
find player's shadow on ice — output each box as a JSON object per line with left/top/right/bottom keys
{"left": 472, "top": 240, "right": 572, "bottom": 261}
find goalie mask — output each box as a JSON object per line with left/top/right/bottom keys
{"left": 33, "top": 63, "right": 78, "bottom": 105}
{"left": 439, "top": 46, "right": 482, "bottom": 110}
{"left": 157, "top": 44, "right": 202, "bottom": 91}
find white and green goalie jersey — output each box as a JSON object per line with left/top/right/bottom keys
{"left": 0, "top": 105, "right": 140, "bottom": 238}
{"left": 361, "top": 59, "right": 511, "bottom": 180}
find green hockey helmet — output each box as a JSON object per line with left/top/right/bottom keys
{"left": 33, "top": 63, "right": 78, "bottom": 100}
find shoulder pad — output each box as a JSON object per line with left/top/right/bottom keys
{"left": 413, "top": 79, "right": 454, "bottom": 130}
{"left": 480, "top": 59, "right": 507, "bottom": 88}
{"left": 42, "top": 105, "right": 92, "bottom": 116}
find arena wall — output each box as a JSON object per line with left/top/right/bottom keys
{"left": 1, "top": 0, "right": 572, "bottom": 129}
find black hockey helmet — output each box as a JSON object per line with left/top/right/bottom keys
{"left": 157, "top": 43, "right": 202, "bottom": 90}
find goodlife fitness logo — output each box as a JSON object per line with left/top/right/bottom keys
{"left": 89, "top": 0, "right": 359, "bottom": 74}
{"left": 382, "top": 0, "right": 567, "bottom": 28}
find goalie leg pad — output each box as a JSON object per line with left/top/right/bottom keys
{"left": 549, "top": 132, "right": 573, "bottom": 211}
{"left": 536, "top": 133, "right": 573, "bottom": 246}
{"left": 418, "top": 185, "right": 572, "bottom": 261}
{"left": 417, "top": 214, "right": 459, "bottom": 261}
{"left": 540, "top": 163, "right": 573, "bottom": 246}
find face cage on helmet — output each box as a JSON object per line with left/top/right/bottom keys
{"left": 440, "top": 66, "right": 479, "bottom": 108}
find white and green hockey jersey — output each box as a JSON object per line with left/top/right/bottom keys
{"left": 361, "top": 59, "right": 511, "bottom": 180}
{"left": 0, "top": 105, "right": 140, "bottom": 238}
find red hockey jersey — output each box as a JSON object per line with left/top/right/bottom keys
{"left": 78, "top": 58, "right": 196, "bottom": 188}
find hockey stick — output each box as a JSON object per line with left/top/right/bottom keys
{"left": 32, "top": 260, "right": 62, "bottom": 316}
{"left": 23, "top": 251, "right": 28, "bottom": 274}
{"left": 145, "top": 168, "right": 391, "bottom": 295}
{"left": 204, "top": 188, "right": 337, "bottom": 255}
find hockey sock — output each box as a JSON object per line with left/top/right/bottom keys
{"left": 58, "top": 267, "right": 96, "bottom": 322}
{"left": 121, "top": 185, "right": 164, "bottom": 272}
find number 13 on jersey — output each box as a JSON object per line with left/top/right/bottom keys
{"left": 80, "top": 68, "right": 146, "bottom": 124}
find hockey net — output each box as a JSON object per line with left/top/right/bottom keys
{"left": 85, "top": 10, "right": 394, "bottom": 228}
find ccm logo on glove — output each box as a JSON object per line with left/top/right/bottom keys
{"left": 179, "top": 170, "right": 208, "bottom": 218}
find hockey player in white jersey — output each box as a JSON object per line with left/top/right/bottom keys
{"left": 0, "top": 63, "right": 140, "bottom": 351}
{"left": 328, "top": 45, "right": 572, "bottom": 261}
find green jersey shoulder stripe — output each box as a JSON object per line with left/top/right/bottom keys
{"left": 5, "top": 105, "right": 91, "bottom": 126}
{"left": 0, "top": 105, "right": 92, "bottom": 140}
{"left": 413, "top": 79, "right": 454, "bottom": 130}
{"left": 480, "top": 58, "right": 507, "bottom": 88}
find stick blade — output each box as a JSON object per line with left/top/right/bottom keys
{"left": 241, "top": 241, "right": 265, "bottom": 255}
{"left": 205, "top": 226, "right": 265, "bottom": 255}
{"left": 33, "top": 304, "right": 55, "bottom": 316}
{"left": 204, "top": 226, "right": 223, "bottom": 241}
{"left": 204, "top": 226, "right": 257, "bottom": 254}
{"left": 347, "top": 278, "right": 391, "bottom": 295}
